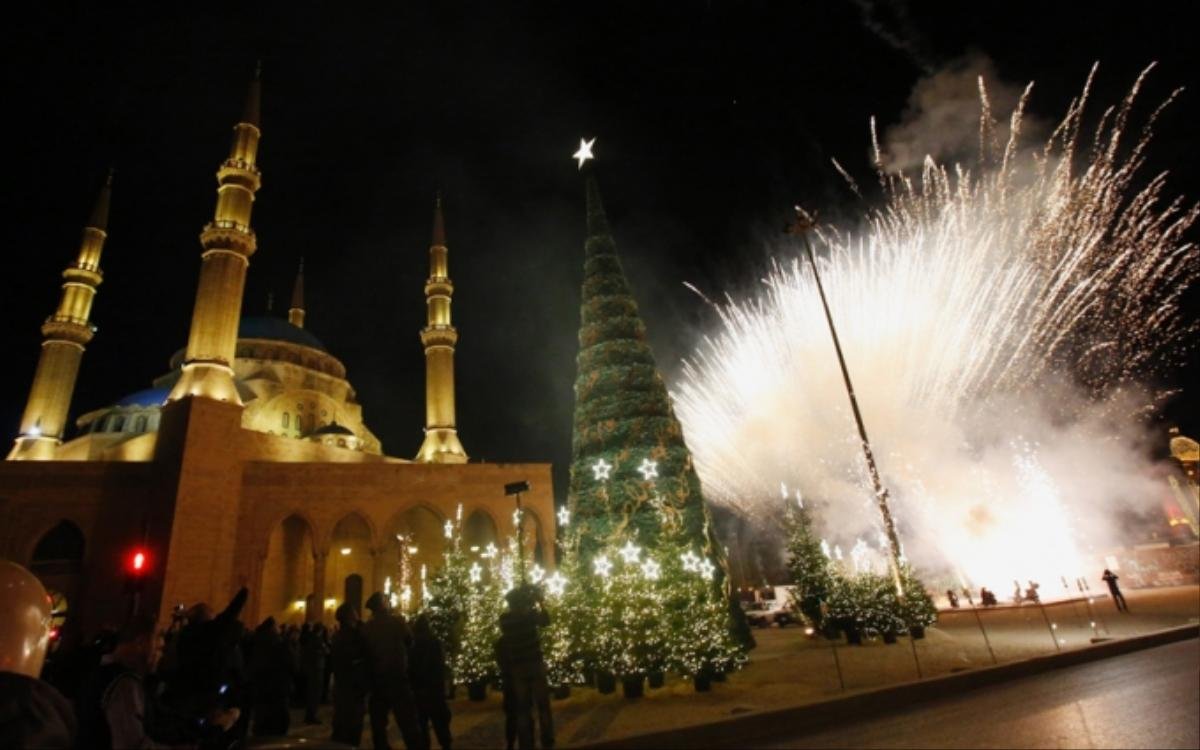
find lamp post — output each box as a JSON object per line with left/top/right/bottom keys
{"left": 505, "top": 480, "right": 532, "bottom": 583}
{"left": 785, "top": 206, "right": 905, "bottom": 596}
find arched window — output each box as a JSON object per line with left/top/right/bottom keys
{"left": 283, "top": 412, "right": 290, "bottom": 429}
{"left": 112, "top": 416, "right": 126, "bottom": 432}
{"left": 134, "top": 415, "right": 147, "bottom": 433}
{"left": 32, "top": 521, "right": 85, "bottom": 565}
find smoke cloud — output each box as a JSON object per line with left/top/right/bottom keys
{"left": 877, "top": 52, "right": 1045, "bottom": 173}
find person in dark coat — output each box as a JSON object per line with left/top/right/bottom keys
{"left": 409, "top": 614, "right": 451, "bottom": 750}
{"left": 362, "top": 592, "right": 426, "bottom": 750}
{"left": 1101, "top": 569, "right": 1129, "bottom": 612}
{"left": 248, "top": 618, "right": 294, "bottom": 737}
{"left": 496, "top": 585, "right": 553, "bottom": 750}
{"left": 494, "top": 634, "right": 518, "bottom": 750}
{"left": 302, "top": 623, "right": 330, "bottom": 724}
{"left": 331, "top": 604, "right": 370, "bottom": 748}
{"left": 166, "top": 587, "right": 248, "bottom": 722}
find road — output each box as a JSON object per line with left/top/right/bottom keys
{"left": 745, "top": 638, "right": 1199, "bottom": 749}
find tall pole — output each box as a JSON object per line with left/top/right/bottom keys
{"left": 786, "top": 206, "right": 905, "bottom": 595}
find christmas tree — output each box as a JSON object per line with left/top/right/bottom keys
{"left": 785, "top": 503, "right": 835, "bottom": 632}
{"left": 563, "top": 154, "right": 748, "bottom": 685}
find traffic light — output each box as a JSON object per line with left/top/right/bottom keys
{"left": 124, "top": 547, "right": 152, "bottom": 594}
{"left": 126, "top": 548, "right": 150, "bottom": 576}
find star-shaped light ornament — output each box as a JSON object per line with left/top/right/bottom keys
{"left": 698, "top": 559, "right": 716, "bottom": 580}
{"left": 482, "top": 543, "right": 499, "bottom": 559}
{"left": 573, "top": 137, "right": 596, "bottom": 169}
{"left": 443, "top": 520, "right": 454, "bottom": 539}
{"left": 637, "top": 458, "right": 659, "bottom": 481}
{"left": 593, "top": 555, "right": 613, "bottom": 578}
{"left": 469, "top": 563, "right": 483, "bottom": 583}
{"left": 681, "top": 550, "right": 701, "bottom": 572}
{"left": 546, "top": 571, "right": 568, "bottom": 596}
{"left": 512, "top": 508, "right": 523, "bottom": 527}
{"left": 641, "top": 558, "right": 661, "bottom": 581}
{"left": 530, "top": 565, "right": 546, "bottom": 584}
{"left": 618, "top": 541, "right": 641, "bottom": 564}
{"left": 557, "top": 506, "right": 571, "bottom": 527}
{"left": 591, "top": 458, "right": 613, "bottom": 481}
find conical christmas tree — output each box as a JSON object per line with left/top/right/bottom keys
{"left": 563, "top": 162, "right": 748, "bottom": 683}
{"left": 567, "top": 173, "right": 722, "bottom": 563}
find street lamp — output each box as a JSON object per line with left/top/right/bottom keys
{"left": 786, "top": 206, "right": 905, "bottom": 596}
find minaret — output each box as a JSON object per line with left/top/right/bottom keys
{"left": 167, "top": 66, "right": 263, "bottom": 404}
{"left": 8, "top": 172, "right": 113, "bottom": 460}
{"left": 288, "top": 258, "right": 305, "bottom": 328}
{"left": 416, "top": 195, "right": 468, "bottom": 463}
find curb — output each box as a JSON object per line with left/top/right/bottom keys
{"left": 575, "top": 623, "right": 1200, "bottom": 749}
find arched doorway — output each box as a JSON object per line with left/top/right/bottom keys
{"left": 519, "top": 509, "right": 546, "bottom": 567}
{"left": 463, "top": 509, "right": 498, "bottom": 554}
{"left": 261, "top": 515, "right": 314, "bottom": 624}
{"left": 30, "top": 520, "right": 85, "bottom": 645}
{"left": 327, "top": 513, "right": 373, "bottom": 617}
{"left": 387, "top": 505, "right": 445, "bottom": 613}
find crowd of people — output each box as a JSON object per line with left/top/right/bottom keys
{"left": 0, "top": 560, "right": 557, "bottom": 750}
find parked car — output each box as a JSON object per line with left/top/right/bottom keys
{"left": 743, "top": 596, "right": 797, "bottom": 628}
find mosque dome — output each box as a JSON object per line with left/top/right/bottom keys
{"left": 114, "top": 387, "right": 170, "bottom": 408}
{"left": 238, "top": 316, "right": 326, "bottom": 352}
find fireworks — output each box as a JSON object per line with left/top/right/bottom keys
{"left": 675, "top": 66, "right": 1198, "bottom": 592}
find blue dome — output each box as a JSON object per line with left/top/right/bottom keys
{"left": 114, "top": 387, "right": 170, "bottom": 408}
{"left": 238, "top": 316, "right": 327, "bottom": 352}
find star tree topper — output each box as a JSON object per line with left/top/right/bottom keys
{"left": 573, "top": 137, "right": 596, "bottom": 169}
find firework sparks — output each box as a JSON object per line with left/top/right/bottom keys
{"left": 675, "top": 66, "right": 1198, "bottom": 592}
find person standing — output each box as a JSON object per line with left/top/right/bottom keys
{"left": 496, "top": 585, "right": 553, "bottom": 750}
{"left": 248, "top": 618, "right": 293, "bottom": 737}
{"left": 494, "top": 634, "right": 517, "bottom": 750}
{"left": 362, "top": 593, "right": 426, "bottom": 750}
{"left": 409, "top": 615, "right": 451, "bottom": 750}
{"left": 301, "top": 623, "right": 330, "bottom": 724}
{"left": 1101, "top": 569, "right": 1129, "bottom": 612}
{"left": 330, "top": 604, "right": 369, "bottom": 748}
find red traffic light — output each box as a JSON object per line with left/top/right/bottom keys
{"left": 127, "top": 548, "right": 150, "bottom": 575}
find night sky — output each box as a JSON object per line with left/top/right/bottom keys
{"left": 2, "top": 3, "right": 1196, "bottom": 502}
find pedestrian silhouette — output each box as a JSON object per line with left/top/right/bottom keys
{"left": 496, "top": 585, "right": 554, "bottom": 750}
{"left": 362, "top": 592, "right": 426, "bottom": 750}
{"left": 331, "top": 603, "right": 370, "bottom": 748}
{"left": 1101, "top": 569, "right": 1129, "bottom": 612}
{"left": 248, "top": 617, "right": 293, "bottom": 737}
{"left": 410, "top": 614, "right": 452, "bottom": 749}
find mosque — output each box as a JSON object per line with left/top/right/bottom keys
{"left": 0, "top": 73, "right": 555, "bottom": 643}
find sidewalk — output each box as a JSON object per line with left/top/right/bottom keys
{"left": 288, "top": 585, "right": 1199, "bottom": 748}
